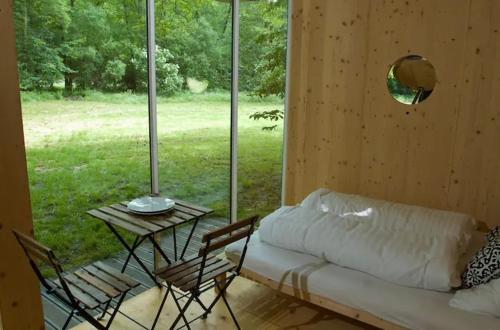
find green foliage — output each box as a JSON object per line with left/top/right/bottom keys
{"left": 14, "top": 0, "right": 70, "bottom": 89}
{"left": 248, "top": 0, "right": 288, "bottom": 130}
{"left": 132, "top": 47, "right": 184, "bottom": 96}
{"left": 251, "top": 0, "right": 287, "bottom": 98}
{"left": 387, "top": 67, "right": 418, "bottom": 104}
{"left": 103, "top": 59, "right": 126, "bottom": 90}
{"left": 13, "top": 0, "right": 287, "bottom": 95}
{"left": 249, "top": 109, "right": 284, "bottom": 131}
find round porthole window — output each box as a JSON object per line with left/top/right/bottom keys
{"left": 387, "top": 55, "right": 436, "bottom": 105}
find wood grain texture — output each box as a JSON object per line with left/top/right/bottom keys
{"left": 0, "top": 0, "right": 44, "bottom": 328}
{"left": 72, "top": 276, "right": 372, "bottom": 330}
{"left": 238, "top": 268, "right": 404, "bottom": 330}
{"left": 285, "top": 0, "right": 500, "bottom": 226}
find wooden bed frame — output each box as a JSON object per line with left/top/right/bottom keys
{"left": 223, "top": 222, "right": 490, "bottom": 329}
{"left": 237, "top": 267, "right": 406, "bottom": 330}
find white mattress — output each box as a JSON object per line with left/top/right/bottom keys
{"left": 226, "top": 231, "right": 500, "bottom": 330}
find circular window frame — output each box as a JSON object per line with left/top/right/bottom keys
{"left": 386, "top": 55, "right": 437, "bottom": 105}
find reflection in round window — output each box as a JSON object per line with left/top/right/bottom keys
{"left": 387, "top": 55, "right": 436, "bottom": 105}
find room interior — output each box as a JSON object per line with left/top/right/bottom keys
{"left": 1, "top": 0, "right": 500, "bottom": 329}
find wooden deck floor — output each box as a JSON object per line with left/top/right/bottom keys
{"left": 42, "top": 217, "right": 229, "bottom": 330}
{"left": 44, "top": 217, "right": 371, "bottom": 330}
{"left": 72, "top": 276, "right": 369, "bottom": 330}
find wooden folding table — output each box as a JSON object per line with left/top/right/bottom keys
{"left": 87, "top": 199, "right": 213, "bottom": 284}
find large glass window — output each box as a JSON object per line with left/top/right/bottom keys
{"left": 15, "top": 0, "right": 150, "bottom": 268}
{"left": 238, "top": 0, "right": 287, "bottom": 219}
{"left": 15, "top": 0, "right": 287, "bottom": 270}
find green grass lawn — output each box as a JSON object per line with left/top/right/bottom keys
{"left": 22, "top": 91, "right": 283, "bottom": 269}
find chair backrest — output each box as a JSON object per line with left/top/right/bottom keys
{"left": 12, "top": 230, "right": 77, "bottom": 305}
{"left": 196, "top": 215, "right": 258, "bottom": 287}
{"left": 199, "top": 215, "right": 258, "bottom": 254}
{"left": 13, "top": 229, "right": 62, "bottom": 275}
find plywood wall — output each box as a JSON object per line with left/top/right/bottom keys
{"left": 285, "top": 0, "right": 500, "bottom": 227}
{"left": 0, "top": 0, "right": 44, "bottom": 328}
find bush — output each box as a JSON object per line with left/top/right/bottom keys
{"left": 103, "top": 59, "right": 126, "bottom": 91}
{"left": 132, "top": 47, "right": 183, "bottom": 96}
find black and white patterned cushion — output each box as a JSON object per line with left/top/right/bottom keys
{"left": 486, "top": 226, "right": 500, "bottom": 242}
{"left": 461, "top": 236, "right": 500, "bottom": 288}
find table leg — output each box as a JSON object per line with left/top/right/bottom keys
{"left": 153, "top": 233, "right": 161, "bottom": 276}
{"left": 173, "top": 227, "right": 177, "bottom": 261}
{"left": 180, "top": 217, "right": 199, "bottom": 259}
{"left": 121, "top": 236, "right": 146, "bottom": 273}
{"left": 148, "top": 235, "right": 172, "bottom": 265}
{"left": 105, "top": 223, "right": 158, "bottom": 284}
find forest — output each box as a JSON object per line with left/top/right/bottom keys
{"left": 13, "top": 0, "right": 287, "bottom": 97}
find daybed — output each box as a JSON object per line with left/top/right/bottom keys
{"left": 226, "top": 231, "right": 500, "bottom": 330}
{"left": 225, "top": 189, "right": 500, "bottom": 330}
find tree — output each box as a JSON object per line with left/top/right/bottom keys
{"left": 12, "top": 0, "right": 288, "bottom": 98}
{"left": 14, "top": 0, "right": 70, "bottom": 90}
{"left": 248, "top": 0, "right": 287, "bottom": 130}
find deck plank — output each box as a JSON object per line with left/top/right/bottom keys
{"left": 41, "top": 217, "right": 226, "bottom": 329}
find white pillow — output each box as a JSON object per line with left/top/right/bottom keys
{"left": 300, "top": 188, "right": 476, "bottom": 250}
{"left": 449, "top": 278, "right": 500, "bottom": 317}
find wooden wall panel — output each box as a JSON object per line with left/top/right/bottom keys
{"left": 285, "top": 0, "right": 500, "bottom": 227}
{"left": 286, "top": 0, "right": 371, "bottom": 201}
{"left": 0, "top": 0, "right": 44, "bottom": 328}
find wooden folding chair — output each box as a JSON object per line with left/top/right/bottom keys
{"left": 152, "top": 215, "right": 258, "bottom": 330}
{"left": 13, "top": 230, "right": 140, "bottom": 330}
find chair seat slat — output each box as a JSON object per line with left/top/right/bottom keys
{"left": 162, "top": 257, "right": 222, "bottom": 283}
{"left": 54, "top": 280, "right": 100, "bottom": 309}
{"left": 64, "top": 273, "right": 110, "bottom": 303}
{"left": 179, "top": 263, "right": 236, "bottom": 292}
{"left": 74, "top": 270, "right": 121, "bottom": 298}
{"left": 83, "top": 265, "right": 130, "bottom": 291}
{"left": 174, "top": 259, "right": 231, "bottom": 287}
{"left": 155, "top": 254, "right": 215, "bottom": 277}
{"left": 93, "top": 261, "right": 139, "bottom": 288}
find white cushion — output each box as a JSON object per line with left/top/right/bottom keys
{"left": 258, "top": 189, "right": 477, "bottom": 291}
{"left": 226, "top": 232, "right": 500, "bottom": 330}
{"left": 450, "top": 278, "right": 500, "bottom": 317}
{"left": 301, "top": 188, "right": 476, "bottom": 247}
{"left": 259, "top": 205, "right": 463, "bottom": 291}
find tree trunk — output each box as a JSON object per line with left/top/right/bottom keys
{"left": 63, "top": 0, "right": 75, "bottom": 94}
{"left": 64, "top": 76, "right": 73, "bottom": 93}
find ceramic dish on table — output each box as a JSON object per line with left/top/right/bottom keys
{"left": 127, "top": 196, "right": 175, "bottom": 215}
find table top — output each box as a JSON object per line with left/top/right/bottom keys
{"left": 87, "top": 198, "right": 213, "bottom": 236}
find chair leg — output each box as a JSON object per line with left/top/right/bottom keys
{"left": 105, "top": 292, "right": 127, "bottom": 329}
{"left": 171, "top": 290, "right": 192, "bottom": 330}
{"left": 151, "top": 286, "right": 171, "bottom": 330}
{"left": 61, "top": 309, "right": 75, "bottom": 330}
{"left": 194, "top": 296, "right": 208, "bottom": 312}
{"left": 220, "top": 290, "right": 240, "bottom": 330}
{"left": 170, "top": 294, "right": 194, "bottom": 330}
{"left": 98, "top": 300, "right": 112, "bottom": 320}
{"left": 203, "top": 277, "right": 235, "bottom": 318}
